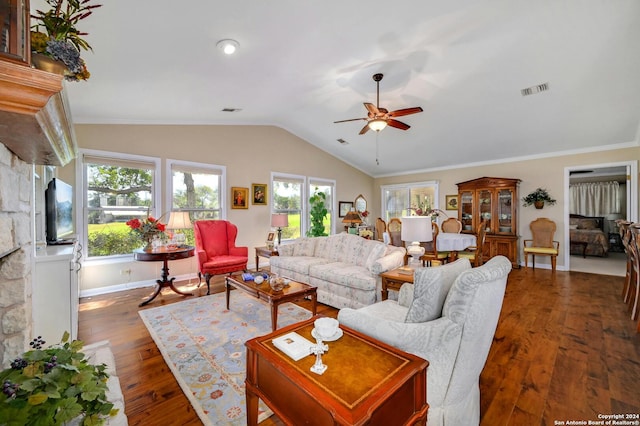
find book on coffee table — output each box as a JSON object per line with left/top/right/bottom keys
{"left": 272, "top": 332, "right": 314, "bottom": 361}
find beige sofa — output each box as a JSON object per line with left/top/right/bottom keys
{"left": 269, "top": 233, "right": 406, "bottom": 309}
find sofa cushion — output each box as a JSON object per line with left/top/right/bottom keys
{"left": 405, "top": 258, "right": 472, "bottom": 323}
{"left": 309, "top": 262, "right": 376, "bottom": 291}
{"left": 365, "top": 242, "right": 387, "bottom": 270}
{"left": 269, "top": 255, "right": 331, "bottom": 275}
{"left": 293, "top": 238, "right": 317, "bottom": 257}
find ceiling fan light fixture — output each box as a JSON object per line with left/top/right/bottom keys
{"left": 368, "top": 119, "right": 387, "bottom": 132}
{"left": 217, "top": 39, "right": 239, "bottom": 55}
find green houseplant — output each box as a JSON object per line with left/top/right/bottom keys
{"left": 0, "top": 332, "right": 118, "bottom": 426}
{"left": 307, "top": 187, "right": 328, "bottom": 237}
{"left": 522, "top": 188, "right": 557, "bottom": 209}
{"left": 30, "top": 0, "right": 102, "bottom": 81}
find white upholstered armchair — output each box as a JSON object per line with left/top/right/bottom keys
{"left": 338, "top": 256, "right": 512, "bottom": 426}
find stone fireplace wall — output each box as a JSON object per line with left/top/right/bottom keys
{"left": 0, "top": 143, "right": 33, "bottom": 366}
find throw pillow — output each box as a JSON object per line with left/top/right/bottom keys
{"left": 405, "top": 258, "right": 472, "bottom": 323}
{"left": 365, "top": 242, "right": 387, "bottom": 271}
{"left": 577, "top": 219, "right": 598, "bottom": 229}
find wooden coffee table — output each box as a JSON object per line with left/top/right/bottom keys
{"left": 225, "top": 273, "right": 317, "bottom": 331}
{"left": 245, "top": 316, "right": 428, "bottom": 425}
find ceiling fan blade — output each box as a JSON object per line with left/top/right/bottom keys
{"left": 359, "top": 123, "right": 371, "bottom": 135}
{"left": 364, "top": 102, "right": 380, "bottom": 117}
{"left": 387, "top": 119, "right": 410, "bottom": 130}
{"left": 388, "top": 107, "right": 423, "bottom": 118}
{"left": 334, "top": 117, "right": 367, "bottom": 123}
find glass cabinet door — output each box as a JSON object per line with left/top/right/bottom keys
{"left": 459, "top": 191, "right": 474, "bottom": 232}
{"left": 497, "top": 189, "right": 514, "bottom": 234}
{"left": 478, "top": 189, "right": 492, "bottom": 232}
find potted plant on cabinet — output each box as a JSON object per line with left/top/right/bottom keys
{"left": 30, "top": 0, "right": 102, "bottom": 81}
{"left": 0, "top": 332, "right": 119, "bottom": 425}
{"left": 522, "top": 188, "right": 557, "bottom": 209}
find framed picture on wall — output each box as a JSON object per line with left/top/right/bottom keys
{"left": 252, "top": 183, "right": 267, "bottom": 205}
{"left": 339, "top": 201, "right": 353, "bottom": 217}
{"left": 446, "top": 195, "right": 458, "bottom": 210}
{"left": 231, "top": 187, "right": 249, "bottom": 209}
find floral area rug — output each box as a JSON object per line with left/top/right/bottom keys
{"left": 138, "top": 291, "right": 312, "bottom": 425}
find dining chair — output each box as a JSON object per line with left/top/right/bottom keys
{"left": 421, "top": 222, "right": 450, "bottom": 266}
{"left": 618, "top": 221, "right": 633, "bottom": 303}
{"left": 441, "top": 218, "right": 462, "bottom": 233}
{"left": 523, "top": 218, "right": 559, "bottom": 272}
{"left": 387, "top": 218, "right": 404, "bottom": 247}
{"left": 628, "top": 225, "right": 640, "bottom": 327}
{"left": 375, "top": 217, "right": 387, "bottom": 242}
{"left": 457, "top": 220, "right": 487, "bottom": 267}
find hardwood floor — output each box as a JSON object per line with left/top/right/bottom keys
{"left": 78, "top": 268, "right": 640, "bottom": 425}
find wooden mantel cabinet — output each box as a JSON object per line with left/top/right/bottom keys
{"left": 457, "top": 176, "right": 521, "bottom": 268}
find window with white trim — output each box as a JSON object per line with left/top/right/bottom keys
{"left": 80, "top": 150, "right": 161, "bottom": 258}
{"left": 272, "top": 173, "right": 304, "bottom": 240}
{"left": 381, "top": 181, "right": 439, "bottom": 220}
{"left": 309, "top": 178, "right": 335, "bottom": 236}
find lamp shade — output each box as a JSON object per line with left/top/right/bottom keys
{"left": 271, "top": 213, "right": 289, "bottom": 228}
{"left": 401, "top": 216, "right": 433, "bottom": 243}
{"left": 166, "top": 211, "right": 192, "bottom": 230}
{"left": 342, "top": 210, "right": 362, "bottom": 225}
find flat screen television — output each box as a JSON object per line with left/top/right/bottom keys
{"left": 45, "top": 178, "right": 74, "bottom": 244}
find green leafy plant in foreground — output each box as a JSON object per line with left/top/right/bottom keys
{"left": 0, "top": 332, "right": 118, "bottom": 426}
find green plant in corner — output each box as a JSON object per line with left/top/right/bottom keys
{"left": 0, "top": 332, "right": 118, "bottom": 426}
{"left": 307, "top": 187, "right": 328, "bottom": 237}
{"left": 522, "top": 187, "right": 557, "bottom": 208}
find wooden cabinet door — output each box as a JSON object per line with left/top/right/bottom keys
{"left": 477, "top": 188, "right": 493, "bottom": 233}
{"left": 497, "top": 188, "right": 515, "bottom": 234}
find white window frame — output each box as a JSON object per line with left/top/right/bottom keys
{"left": 165, "top": 159, "right": 227, "bottom": 220}
{"left": 380, "top": 180, "right": 440, "bottom": 220}
{"left": 308, "top": 177, "right": 336, "bottom": 235}
{"left": 76, "top": 149, "right": 162, "bottom": 262}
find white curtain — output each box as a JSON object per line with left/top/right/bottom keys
{"left": 569, "top": 181, "right": 620, "bottom": 216}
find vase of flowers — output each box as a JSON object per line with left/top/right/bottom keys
{"left": 30, "top": 0, "right": 102, "bottom": 81}
{"left": 0, "top": 332, "right": 118, "bottom": 425}
{"left": 126, "top": 216, "right": 167, "bottom": 251}
{"left": 359, "top": 210, "right": 369, "bottom": 225}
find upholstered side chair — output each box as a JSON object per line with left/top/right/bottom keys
{"left": 338, "top": 256, "right": 513, "bottom": 426}
{"left": 193, "top": 220, "right": 248, "bottom": 294}
{"left": 523, "top": 217, "right": 559, "bottom": 271}
{"left": 441, "top": 217, "right": 462, "bottom": 233}
{"left": 420, "top": 222, "right": 449, "bottom": 266}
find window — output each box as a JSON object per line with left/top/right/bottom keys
{"left": 381, "top": 181, "right": 439, "bottom": 220}
{"left": 309, "top": 178, "right": 335, "bottom": 236}
{"left": 272, "top": 173, "right": 304, "bottom": 240}
{"left": 80, "top": 150, "right": 161, "bottom": 258}
{"left": 167, "top": 160, "right": 225, "bottom": 246}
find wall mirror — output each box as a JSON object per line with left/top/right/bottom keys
{"left": 354, "top": 194, "right": 367, "bottom": 212}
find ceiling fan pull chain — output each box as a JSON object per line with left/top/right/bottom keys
{"left": 376, "top": 132, "right": 380, "bottom": 165}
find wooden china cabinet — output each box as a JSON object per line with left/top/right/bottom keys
{"left": 457, "top": 177, "right": 521, "bottom": 268}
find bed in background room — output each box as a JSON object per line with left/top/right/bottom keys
{"left": 569, "top": 214, "right": 609, "bottom": 257}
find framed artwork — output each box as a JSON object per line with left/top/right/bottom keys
{"left": 339, "top": 201, "right": 353, "bottom": 217}
{"left": 231, "top": 187, "right": 249, "bottom": 209}
{"left": 252, "top": 183, "right": 267, "bottom": 205}
{"left": 446, "top": 195, "right": 459, "bottom": 210}
{"left": 267, "top": 232, "right": 275, "bottom": 242}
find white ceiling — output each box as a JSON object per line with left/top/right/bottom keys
{"left": 40, "top": 0, "right": 640, "bottom": 177}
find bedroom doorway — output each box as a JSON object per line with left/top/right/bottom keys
{"left": 564, "top": 161, "right": 638, "bottom": 275}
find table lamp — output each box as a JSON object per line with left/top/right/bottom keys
{"left": 271, "top": 213, "right": 289, "bottom": 245}
{"left": 166, "top": 211, "right": 192, "bottom": 246}
{"left": 401, "top": 216, "right": 433, "bottom": 265}
{"left": 342, "top": 209, "right": 362, "bottom": 234}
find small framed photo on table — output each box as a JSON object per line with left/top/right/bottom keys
{"left": 339, "top": 201, "right": 353, "bottom": 217}
{"left": 267, "top": 232, "right": 275, "bottom": 242}
{"left": 232, "top": 187, "right": 249, "bottom": 209}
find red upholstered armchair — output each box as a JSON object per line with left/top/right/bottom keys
{"left": 194, "top": 220, "right": 248, "bottom": 294}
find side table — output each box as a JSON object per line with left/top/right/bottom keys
{"left": 133, "top": 246, "right": 195, "bottom": 307}
{"left": 380, "top": 267, "right": 414, "bottom": 300}
{"left": 255, "top": 246, "right": 278, "bottom": 271}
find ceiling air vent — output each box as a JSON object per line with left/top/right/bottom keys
{"left": 521, "top": 82, "right": 549, "bottom": 97}
{"left": 337, "top": 138, "right": 349, "bottom": 145}
{"left": 221, "top": 108, "right": 242, "bottom": 112}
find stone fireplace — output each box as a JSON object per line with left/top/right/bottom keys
{"left": 0, "top": 142, "right": 33, "bottom": 366}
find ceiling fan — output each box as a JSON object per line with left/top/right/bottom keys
{"left": 334, "top": 73, "right": 423, "bottom": 135}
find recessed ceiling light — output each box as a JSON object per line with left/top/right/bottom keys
{"left": 217, "top": 39, "right": 239, "bottom": 55}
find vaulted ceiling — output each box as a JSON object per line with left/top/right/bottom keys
{"left": 43, "top": 0, "right": 640, "bottom": 177}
